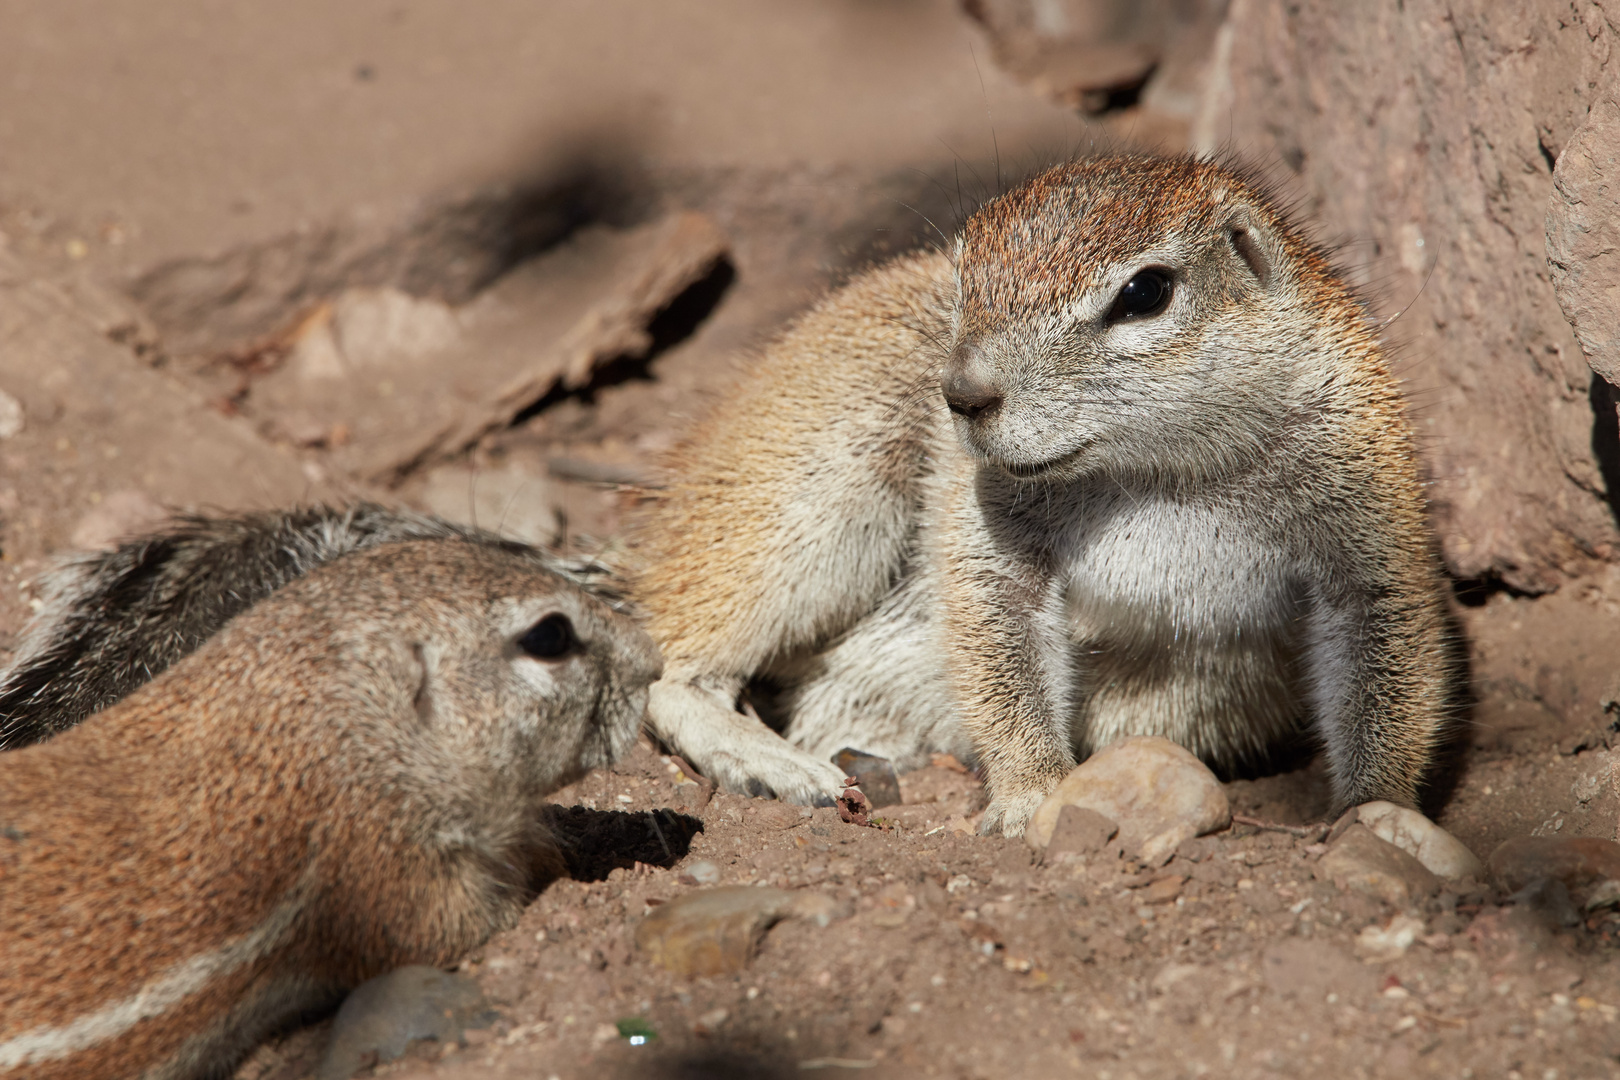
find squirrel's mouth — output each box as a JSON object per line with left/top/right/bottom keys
{"left": 994, "top": 445, "right": 1087, "bottom": 480}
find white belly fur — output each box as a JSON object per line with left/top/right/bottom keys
{"left": 1060, "top": 494, "right": 1306, "bottom": 764}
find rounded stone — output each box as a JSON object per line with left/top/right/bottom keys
{"left": 1488, "top": 836, "right": 1620, "bottom": 897}
{"left": 1315, "top": 823, "right": 1440, "bottom": 909}
{"left": 1024, "top": 736, "right": 1230, "bottom": 862}
{"left": 1354, "top": 801, "right": 1484, "bottom": 881}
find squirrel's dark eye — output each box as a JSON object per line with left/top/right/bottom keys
{"left": 518, "top": 614, "right": 575, "bottom": 659}
{"left": 1108, "top": 268, "right": 1174, "bottom": 321}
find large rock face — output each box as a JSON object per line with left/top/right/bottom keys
{"left": 1204, "top": 0, "right": 1620, "bottom": 591}
{"left": 1547, "top": 65, "right": 1620, "bottom": 389}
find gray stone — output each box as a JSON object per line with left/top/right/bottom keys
{"left": 1025, "top": 736, "right": 1230, "bottom": 863}
{"left": 318, "top": 966, "right": 493, "bottom": 1080}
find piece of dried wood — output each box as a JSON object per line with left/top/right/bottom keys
{"left": 372, "top": 211, "right": 728, "bottom": 484}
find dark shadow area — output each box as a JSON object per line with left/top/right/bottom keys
{"left": 1215, "top": 727, "right": 1320, "bottom": 787}
{"left": 1589, "top": 373, "right": 1620, "bottom": 527}
{"left": 406, "top": 157, "right": 658, "bottom": 303}
{"left": 512, "top": 255, "right": 736, "bottom": 423}
{"left": 1080, "top": 65, "right": 1157, "bottom": 115}
{"left": 537, "top": 806, "right": 703, "bottom": 883}
{"left": 641, "top": 258, "right": 739, "bottom": 356}
{"left": 1192, "top": 570, "right": 1477, "bottom": 823}
{"left": 609, "top": 1048, "right": 800, "bottom": 1080}
{"left": 129, "top": 146, "right": 659, "bottom": 357}
{"left": 1451, "top": 572, "right": 1533, "bottom": 609}
{"left": 1539, "top": 135, "right": 1560, "bottom": 174}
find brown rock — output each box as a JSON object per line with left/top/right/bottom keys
{"left": 1025, "top": 736, "right": 1230, "bottom": 863}
{"left": 676, "top": 782, "right": 712, "bottom": 813}
{"left": 0, "top": 261, "right": 337, "bottom": 568}
{"left": 369, "top": 211, "right": 731, "bottom": 482}
{"left": 1141, "top": 875, "right": 1185, "bottom": 905}
{"left": 1547, "top": 66, "right": 1620, "bottom": 385}
{"left": 1314, "top": 824, "right": 1440, "bottom": 908}
{"left": 1042, "top": 805, "right": 1120, "bottom": 863}
{"left": 635, "top": 887, "right": 842, "bottom": 977}
{"left": 1487, "top": 836, "right": 1620, "bottom": 898}
{"left": 833, "top": 748, "right": 902, "bottom": 809}
{"left": 1208, "top": 0, "right": 1620, "bottom": 590}
{"left": 1353, "top": 801, "right": 1484, "bottom": 881}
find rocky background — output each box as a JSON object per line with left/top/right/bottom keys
{"left": 2, "top": 1, "right": 1619, "bottom": 1078}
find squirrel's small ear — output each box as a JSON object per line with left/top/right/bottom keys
{"left": 410, "top": 642, "right": 438, "bottom": 727}
{"left": 1228, "top": 222, "right": 1273, "bottom": 288}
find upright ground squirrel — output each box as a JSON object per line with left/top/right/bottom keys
{"left": 631, "top": 155, "right": 1460, "bottom": 835}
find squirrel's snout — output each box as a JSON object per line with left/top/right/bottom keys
{"left": 942, "top": 353, "right": 1003, "bottom": 421}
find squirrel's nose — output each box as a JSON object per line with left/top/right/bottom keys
{"left": 942, "top": 358, "right": 1003, "bottom": 421}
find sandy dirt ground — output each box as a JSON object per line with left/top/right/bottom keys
{"left": 1, "top": 3, "right": 1618, "bottom": 1079}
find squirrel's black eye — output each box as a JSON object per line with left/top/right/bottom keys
{"left": 518, "top": 614, "right": 575, "bottom": 659}
{"left": 1108, "top": 268, "right": 1174, "bottom": 321}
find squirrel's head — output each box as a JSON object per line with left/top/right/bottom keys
{"left": 941, "top": 156, "right": 1372, "bottom": 486}
{"left": 248, "top": 540, "right": 663, "bottom": 802}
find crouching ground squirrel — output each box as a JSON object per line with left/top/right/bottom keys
{"left": 631, "top": 155, "right": 1461, "bottom": 835}
{"left": 0, "top": 538, "right": 661, "bottom": 1080}
{"left": 0, "top": 504, "right": 630, "bottom": 751}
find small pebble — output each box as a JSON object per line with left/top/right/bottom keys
{"left": 1354, "top": 915, "right": 1425, "bottom": 962}
{"left": 1142, "top": 875, "right": 1185, "bottom": 905}
{"left": 635, "top": 887, "right": 845, "bottom": 977}
{"left": 833, "top": 748, "right": 902, "bottom": 808}
{"left": 0, "top": 389, "right": 23, "bottom": 439}
{"left": 680, "top": 860, "right": 721, "bottom": 886}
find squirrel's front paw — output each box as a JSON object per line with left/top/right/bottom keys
{"left": 705, "top": 745, "right": 848, "bottom": 808}
{"left": 978, "top": 788, "right": 1051, "bottom": 838}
